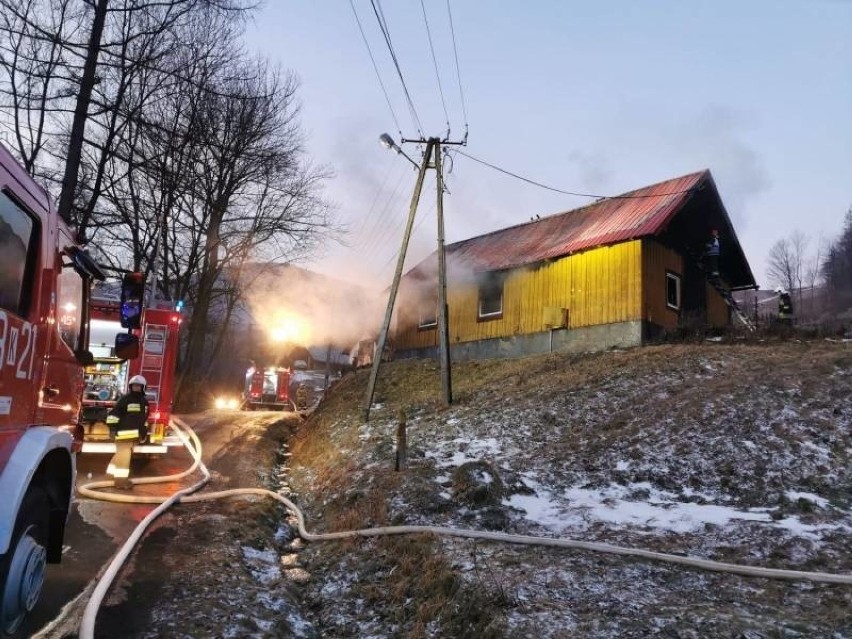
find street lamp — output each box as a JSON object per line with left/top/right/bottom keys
{"left": 379, "top": 133, "right": 419, "bottom": 170}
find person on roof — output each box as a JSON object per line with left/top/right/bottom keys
{"left": 705, "top": 229, "right": 721, "bottom": 278}
{"left": 105, "top": 374, "right": 149, "bottom": 489}
{"left": 776, "top": 287, "right": 794, "bottom": 326}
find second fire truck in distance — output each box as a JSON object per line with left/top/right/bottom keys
{"left": 79, "top": 281, "right": 182, "bottom": 455}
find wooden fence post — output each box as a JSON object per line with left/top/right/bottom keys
{"left": 395, "top": 409, "right": 407, "bottom": 472}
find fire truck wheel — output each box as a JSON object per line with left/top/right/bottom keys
{"left": 0, "top": 486, "right": 49, "bottom": 635}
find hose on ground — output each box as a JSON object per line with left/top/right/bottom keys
{"left": 78, "top": 423, "right": 210, "bottom": 638}
{"left": 78, "top": 416, "right": 852, "bottom": 639}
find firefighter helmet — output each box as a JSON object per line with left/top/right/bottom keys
{"left": 128, "top": 375, "right": 147, "bottom": 388}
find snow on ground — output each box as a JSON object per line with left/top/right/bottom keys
{"left": 287, "top": 343, "right": 852, "bottom": 638}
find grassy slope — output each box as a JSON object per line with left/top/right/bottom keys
{"left": 288, "top": 341, "right": 852, "bottom": 638}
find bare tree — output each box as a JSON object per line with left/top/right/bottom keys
{"left": 823, "top": 207, "right": 852, "bottom": 314}
{"left": 767, "top": 237, "right": 796, "bottom": 293}
{"left": 0, "top": 0, "right": 250, "bottom": 235}
{"left": 1, "top": 0, "right": 335, "bottom": 407}
{"left": 86, "top": 13, "right": 332, "bottom": 405}
{"left": 174, "top": 56, "right": 332, "bottom": 402}
{"left": 0, "top": 0, "right": 85, "bottom": 174}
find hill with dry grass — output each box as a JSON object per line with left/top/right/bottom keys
{"left": 284, "top": 339, "right": 852, "bottom": 638}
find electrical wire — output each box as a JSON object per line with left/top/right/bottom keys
{"left": 446, "top": 0, "right": 468, "bottom": 141}
{"left": 419, "top": 0, "right": 451, "bottom": 136}
{"left": 370, "top": 0, "right": 424, "bottom": 137}
{"left": 349, "top": 0, "right": 404, "bottom": 137}
{"left": 376, "top": 190, "right": 438, "bottom": 276}
{"left": 455, "top": 148, "right": 698, "bottom": 200}
{"left": 353, "top": 154, "right": 399, "bottom": 237}
{"left": 365, "top": 197, "right": 411, "bottom": 259}
{"left": 359, "top": 166, "right": 411, "bottom": 255}
{"left": 369, "top": 162, "right": 440, "bottom": 264}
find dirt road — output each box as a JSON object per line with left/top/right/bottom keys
{"left": 20, "top": 411, "right": 298, "bottom": 639}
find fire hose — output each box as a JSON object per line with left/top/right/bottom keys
{"left": 76, "top": 417, "right": 852, "bottom": 638}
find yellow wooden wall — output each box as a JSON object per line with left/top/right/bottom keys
{"left": 395, "top": 240, "right": 643, "bottom": 348}
{"left": 641, "top": 239, "right": 684, "bottom": 331}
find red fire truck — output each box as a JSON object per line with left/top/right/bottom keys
{"left": 241, "top": 365, "right": 318, "bottom": 412}
{"left": 242, "top": 365, "right": 293, "bottom": 411}
{"left": 0, "top": 144, "right": 109, "bottom": 633}
{"left": 79, "top": 285, "right": 182, "bottom": 455}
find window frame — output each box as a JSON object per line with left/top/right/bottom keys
{"left": 417, "top": 305, "right": 438, "bottom": 330}
{"left": 57, "top": 252, "right": 86, "bottom": 352}
{"left": 477, "top": 272, "right": 505, "bottom": 320}
{"left": 0, "top": 189, "right": 41, "bottom": 318}
{"left": 665, "top": 270, "right": 682, "bottom": 311}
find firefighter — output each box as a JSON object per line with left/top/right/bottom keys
{"left": 705, "top": 229, "right": 721, "bottom": 278}
{"left": 776, "top": 287, "right": 794, "bottom": 326}
{"left": 106, "top": 374, "right": 149, "bottom": 489}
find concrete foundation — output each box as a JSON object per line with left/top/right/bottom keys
{"left": 395, "top": 321, "right": 644, "bottom": 362}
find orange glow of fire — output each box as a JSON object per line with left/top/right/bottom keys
{"left": 265, "top": 312, "right": 310, "bottom": 344}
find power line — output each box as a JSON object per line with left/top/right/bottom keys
{"left": 357, "top": 162, "right": 409, "bottom": 251}
{"left": 353, "top": 154, "right": 399, "bottom": 237}
{"left": 454, "top": 149, "right": 698, "bottom": 200}
{"left": 370, "top": 0, "right": 424, "bottom": 136}
{"left": 349, "top": 0, "right": 403, "bottom": 136}
{"left": 359, "top": 165, "right": 411, "bottom": 254}
{"left": 419, "top": 0, "right": 450, "bottom": 136}
{"left": 377, "top": 187, "right": 438, "bottom": 275}
{"left": 446, "top": 0, "right": 468, "bottom": 140}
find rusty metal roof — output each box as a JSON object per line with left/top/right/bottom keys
{"left": 445, "top": 170, "right": 708, "bottom": 272}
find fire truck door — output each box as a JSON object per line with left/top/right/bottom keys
{"left": 40, "top": 243, "right": 86, "bottom": 420}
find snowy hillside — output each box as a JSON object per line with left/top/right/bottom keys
{"left": 285, "top": 341, "right": 852, "bottom": 638}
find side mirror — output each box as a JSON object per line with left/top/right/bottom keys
{"left": 120, "top": 272, "right": 145, "bottom": 329}
{"left": 74, "top": 349, "right": 95, "bottom": 366}
{"left": 115, "top": 333, "right": 139, "bottom": 360}
{"left": 65, "top": 247, "right": 107, "bottom": 281}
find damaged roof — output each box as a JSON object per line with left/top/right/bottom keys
{"left": 409, "top": 169, "right": 756, "bottom": 289}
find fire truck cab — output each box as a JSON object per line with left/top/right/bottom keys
{"left": 79, "top": 286, "right": 182, "bottom": 455}
{"left": 0, "top": 144, "right": 105, "bottom": 633}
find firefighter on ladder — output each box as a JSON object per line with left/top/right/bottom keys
{"left": 705, "top": 229, "right": 721, "bottom": 279}
{"left": 106, "top": 375, "right": 149, "bottom": 489}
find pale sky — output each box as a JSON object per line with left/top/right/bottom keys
{"left": 246, "top": 0, "right": 852, "bottom": 289}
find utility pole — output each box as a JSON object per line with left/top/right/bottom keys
{"left": 363, "top": 138, "right": 435, "bottom": 421}
{"left": 434, "top": 141, "right": 452, "bottom": 406}
{"left": 362, "top": 135, "right": 463, "bottom": 421}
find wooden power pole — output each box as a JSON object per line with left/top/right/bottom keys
{"left": 434, "top": 142, "right": 452, "bottom": 406}
{"left": 362, "top": 136, "right": 458, "bottom": 420}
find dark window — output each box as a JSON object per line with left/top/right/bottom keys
{"left": 418, "top": 304, "right": 437, "bottom": 329}
{"left": 0, "top": 192, "right": 37, "bottom": 317}
{"left": 666, "top": 272, "right": 681, "bottom": 310}
{"left": 478, "top": 272, "right": 504, "bottom": 319}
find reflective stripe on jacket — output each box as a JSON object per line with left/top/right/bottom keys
{"left": 108, "top": 390, "right": 149, "bottom": 439}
